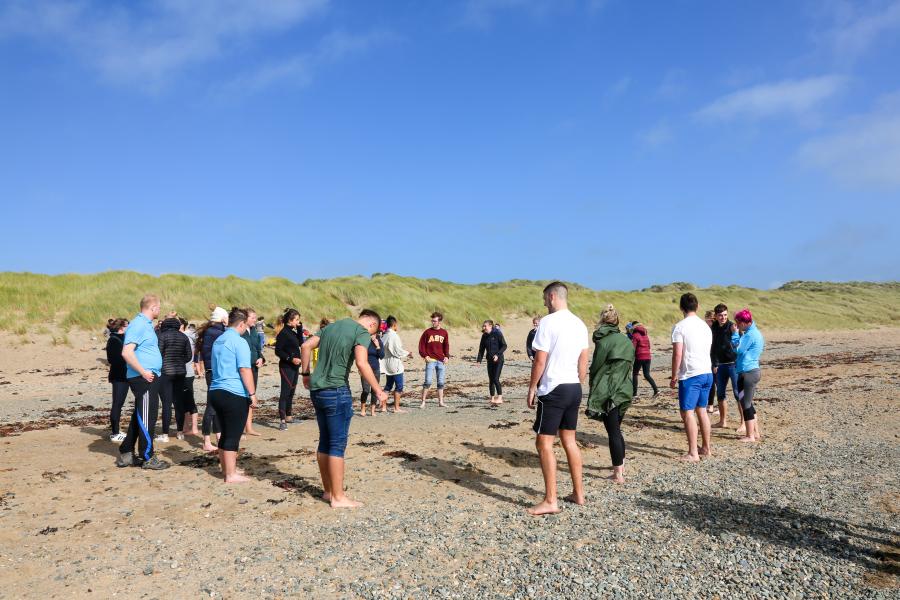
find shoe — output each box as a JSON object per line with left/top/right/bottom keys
{"left": 109, "top": 432, "right": 126, "bottom": 442}
{"left": 141, "top": 456, "right": 171, "bottom": 470}
{"left": 176, "top": 432, "right": 185, "bottom": 440}
{"left": 115, "top": 453, "right": 134, "bottom": 468}
{"left": 279, "top": 422, "right": 288, "bottom": 431}
{"left": 651, "top": 391, "right": 660, "bottom": 399}
{"left": 155, "top": 434, "right": 169, "bottom": 443}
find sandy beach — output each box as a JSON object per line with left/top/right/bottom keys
{"left": 0, "top": 321, "right": 898, "bottom": 598}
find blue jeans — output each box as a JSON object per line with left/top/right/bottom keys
{"left": 311, "top": 386, "right": 353, "bottom": 458}
{"left": 715, "top": 363, "right": 739, "bottom": 402}
{"left": 423, "top": 360, "right": 446, "bottom": 389}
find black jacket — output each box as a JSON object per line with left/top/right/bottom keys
{"left": 158, "top": 318, "right": 192, "bottom": 376}
{"left": 526, "top": 329, "right": 537, "bottom": 359}
{"left": 275, "top": 326, "right": 302, "bottom": 366}
{"left": 477, "top": 329, "right": 508, "bottom": 363}
{"left": 710, "top": 320, "right": 737, "bottom": 366}
{"left": 106, "top": 332, "right": 127, "bottom": 382}
{"left": 199, "top": 322, "right": 226, "bottom": 368}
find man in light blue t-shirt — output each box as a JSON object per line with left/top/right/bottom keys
{"left": 116, "top": 294, "right": 170, "bottom": 470}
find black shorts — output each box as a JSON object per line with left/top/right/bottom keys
{"left": 533, "top": 383, "right": 582, "bottom": 436}
{"left": 208, "top": 389, "right": 250, "bottom": 451}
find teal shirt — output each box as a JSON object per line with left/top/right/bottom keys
{"left": 210, "top": 328, "right": 252, "bottom": 397}
{"left": 124, "top": 313, "right": 162, "bottom": 378}
{"left": 732, "top": 323, "right": 764, "bottom": 373}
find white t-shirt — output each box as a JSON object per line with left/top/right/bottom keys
{"left": 531, "top": 309, "right": 589, "bottom": 396}
{"left": 671, "top": 314, "right": 712, "bottom": 380}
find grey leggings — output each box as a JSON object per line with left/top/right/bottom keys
{"left": 737, "top": 369, "right": 760, "bottom": 421}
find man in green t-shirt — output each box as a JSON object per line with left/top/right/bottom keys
{"left": 301, "top": 309, "right": 387, "bottom": 509}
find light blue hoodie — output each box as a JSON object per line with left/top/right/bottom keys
{"left": 731, "top": 322, "right": 764, "bottom": 373}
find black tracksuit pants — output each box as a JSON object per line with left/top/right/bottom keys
{"left": 119, "top": 376, "right": 161, "bottom": 461}
{"left": 110, "top": 381, "right": 129, "bottom": 435}
{"left": 486, "top": 356, "right": 504, "bottom": 396}
{"left": 202, "top": 370, "right": 220, "bottom": 435}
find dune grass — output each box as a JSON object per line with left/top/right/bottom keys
{"left": 0, "top": 271, "right": 897, "bottom": 332}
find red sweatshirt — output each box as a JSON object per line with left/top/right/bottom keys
{"left": 418, "top": 327, "right": 450, "bottom": 361}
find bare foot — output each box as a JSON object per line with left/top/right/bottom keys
{"left": 321, "top": 492, "right": 332, "bottom": 502}
{"left": 564, "top": 493, "right": 586, "bottom": 504}
{"left": 330, "top": 497, "right": 364, "bottom": 509}
{"left": 202, "top": 444, "right": 218, "bottom": 453}
{"left": 285, "top": 417, "right": 294, "bottom": 423}
{"left": 224, "top": 473, "right": 251, "bottom": 484}
{"left": 738, "top": 436, "right": 758, "bottom": 443}
{"left": 735, "top": 424, "right": 746, "bottom": 435}
{"left": 699, "top": 446, "right": 712, "bottom": 458}
{"left": 393, "top": 408, "right": 408, "bottom": 414}
{"left": 245, "top": 429, "right": 261, "bottom": 436}
{"left": 358, "top": 411, "right": 366, "bottom": 417}
{"left": 677, "top": 454, "right": 700, "bottom": 462}
{"left": 606, "top": 474, "right": 625, "bottom": 485}
{"left": 527, "top": 500, "right": 560, "bottom": 516}
{"left": 190, "top": 429, "right": 200, "bottom": 436}
{"left": 420, "top": 402, "right": 426, "bottom": 409}
{"left": 439, "top": 402, "right": 447, "bottom": 408}
{"left": 712, "top": 421, "right": 727, "bottom": 429}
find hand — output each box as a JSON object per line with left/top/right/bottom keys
{"left": 193, "top": 365, "right": 201, "bottom": 377}
{"left": 255, "top": 358, "right": 263, "bottom": 368}
{"left": 142, "top": 371, "right": 155, "bottom": 383}
{"left": 375, "top": 389, "right": 389, "bottom": 403}
{"left": 292, "top": 357, "right": 301, "bottom": 366}
{"left": 527, "top": 387, "right": 536, "bottom": 409}
{"left": 713, "top": 366, "right": 718, "bottom": 375}
{"left": 250, "top": 395, "right": 259, "bottom": 408}
{"left": 731, "top": 324, "right": 738, "bottom": 334}
{"left": 302, "top": 374, "right": 311, "bottom": 390}
{"left": 492, "top": 355, "right": 498, "bottom": 362}
{"left": 443, "top": 357, "right": 449, "bottom": 364}
{"left": 669, "top": 376, "right": 677, "bottom": 389}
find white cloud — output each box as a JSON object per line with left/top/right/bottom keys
{"left": 826, "top": 0, "right": 900, "bottom": 61}
{"left": 695, "top": 75, "right": 846, "bottom": 122}
{"left": 796, "top": 92, "right": 900, "bottom": 188}
{"left": 0, "top": 0, "right": 329, "bottom": 91}
{"left": 219, "top": 29, "right": 397, "bottom": 96}
{"left": 636, "top": 121, "right": 673, "bottom": 149}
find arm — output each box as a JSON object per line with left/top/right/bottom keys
{"left": 497, "top": 332, "right": 507, "bottom": 356}
{"left": 355, "top": 345, "right": 388, "bottom": 402}
{"left": 526, "top": 350, "right": 548, "bottom": 409}
{"left": 442, "top": 333, "right": 450, "bottom": 362}
{"left": 578, "top": 348, "right": 589, "bottom": 384}
{"left": 375, "top": 338, "right": 385, "bottom": 360}
{"left": 239, "top": 367, "right": 258, "bottom": 407}
{"left": 181, "top": 335, "right": 192, "bottom": 365}
{"left": 670, "top": 342, "right": 683, "bottom": 388}
{"left": 122, "top": 343, "right": 154, "bottom": 382}
{"left": 418, "top": 332, "right": 427, "bottom": 359}
{"left": 476, "top": 335, "right": 486, "bottom": 363}
{"left": 299, "top": 336, "right": 320, "bottom": 389}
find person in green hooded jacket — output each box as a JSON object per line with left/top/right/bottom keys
{"left": 586, "top": 304, "right": 635, "bottom": 484}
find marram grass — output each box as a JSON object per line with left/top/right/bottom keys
{"left": 0, "top": 271, "right": 897, "bottom": 332}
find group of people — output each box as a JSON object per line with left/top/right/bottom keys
{"left": 105, "top": 283, "right": 764, "bottom": 515}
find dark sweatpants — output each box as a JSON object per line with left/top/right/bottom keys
{"left": 487, "top": 356, "right": 504, "bottom": 396}
{"left": 110, "top": 381, "right": 129, "bottom": 435}
{"left": 119, "top": 376, "right": 161, "bottom": 461}
{"left": 202, "top": 370, "right": 220, "bottom": 435}
{"left": 158, "top": 373, "right": 185, "bottom": 435}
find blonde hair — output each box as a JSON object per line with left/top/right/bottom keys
{"left": 599, "top": 304, "right": 619, "bottom": 326}
{"left": 704, "top": 310, "right": 715, "bottom": 320}
{"left": 139, "top": 294, "right": 159, "bottom": 310}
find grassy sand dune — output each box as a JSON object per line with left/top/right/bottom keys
{"left": 0, "top": 271, "right": 897, "bottom": 332}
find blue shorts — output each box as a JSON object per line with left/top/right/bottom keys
{"left": 384, "top": 373, "right": 405, "bottom": 393}
{"left": 311, "top": 386, "right": 354, "bottom": 458}
{"left": 678, "top": 373, "right": 713, "bottom": 411}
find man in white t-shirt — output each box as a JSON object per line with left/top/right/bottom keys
{"left": 525, "top": 281, "right": 590, "bottom": 516}
{"left": 669, "top": 292, "right": 714, "bottom": 462}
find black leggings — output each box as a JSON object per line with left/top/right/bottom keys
{"left": 158, "top": 374, "right": 185, "bottom": 435}
{"left": 202, "top": 370, "right": 220, "bottom": 435}
{"left": 603, "top": 406, "right": 625, "bottom": 467}
{"left": 737, "top": 369, "right": 761, "bottom": 421}
{"left": 632, "top": 360, "right": 658, "bottom": 396}
{"left": 208, "top": 389, "right": 250, "bottom": 452}
{"left": 279, "top": 363, "right": 299, "bottom": 420}
{"left": 360, "top": 368, "right": 381, "bottom": 405}
{"left": 110, "top": 381, "right": 129, "bottom": 434}
{"left": 487, "top": 356, "right": 504, "bottom": 396}
{"left": 176, "top": 376, "right": 197, "bottom": 431}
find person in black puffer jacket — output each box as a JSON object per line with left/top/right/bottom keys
{"left": 157, "top": 316, "right": 192, "bottom": 441}
{"left": 197, "top": 307, "right": 229, "bottom": 451}
{"left": 274, "top": 308, "right": 303, "bottom": 430}
{"left": 106, "top": 318, "right": 130, "bottom": 441}
{"left": 477, "top": 320, "right": 508, "bottom": 405}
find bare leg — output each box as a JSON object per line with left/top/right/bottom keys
{"left": 714, "top": 400, "right": 728, "bottom": 428}
{"left": 739, "top": 418, "right": 759, "bottom": 443}
{"left": 244, "top": 407, "right": 260, "bottom": 435}
{"left": 437, "top": 389, "right": 446, "bottom": 407}
{"left": 527, "top": 435, "right": 561, "bottom": 516}
{"left": 393, "top": 392, "right": 407, "bottom": 413}
{"left": 420, "top": 388, "right": 428, "bottom": 409}
{"left": 221, "top": 449, "right": 249, "bottom": 483}
{"left": 558, "top": 429, "right": 584, "bottom": 505}
{"left": 678, "top": 410, "right": 700, "bottom": 462}
{"left": 202, "top": 434, "right": 217, "bottom": 452}
{"left": 191, "top": 412, "right": 199, "bottom": 435}
{"left": 696, "top": 407, "right": 712, "bottom": 457}
{"left": 327, "top": 455, "right": 363, "bottom": 508}
{"left": 317, "top": 452, "right": 332, "bottom": 501}
{"left": 359, "top": 400, "right": 366, "bottom": 417}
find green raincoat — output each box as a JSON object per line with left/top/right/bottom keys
{"left": 586, "top": 324, "right": 635, "bottom": 419}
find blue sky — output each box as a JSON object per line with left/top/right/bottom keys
{"left": 1, "top": 0, "right": 898, "bottom": 290}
